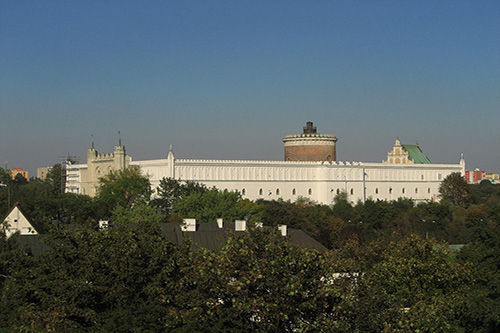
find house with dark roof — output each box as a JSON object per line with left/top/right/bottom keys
{"left": 2, "top": 205, "right": 326, "bottom": 256}
{"left": 157, "top": 219, "right": 327, "bottom": 251}
{"left": 2, "top": 203, "right": 49, "bottom": 255}
{"left": 2, "top": 203, "right": 42, "bottom": 238}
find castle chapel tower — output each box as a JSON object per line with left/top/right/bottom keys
{"left": 283, "top": 122, "right": 338, "bottom": 162}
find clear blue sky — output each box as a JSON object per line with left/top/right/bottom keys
{"left": 1, "top": 1, "right": 499, "bottom": 176}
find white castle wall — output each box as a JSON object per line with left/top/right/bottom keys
{"left": 64, "top": 147, "right": 464, "bottom": 205}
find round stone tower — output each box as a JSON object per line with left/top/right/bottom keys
{"left": 283, "top": 122, "right": 338, "bottom": 162}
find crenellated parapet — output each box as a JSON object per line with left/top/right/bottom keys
{"left": 90, "top": 152, "right": 115, "bottom": 161}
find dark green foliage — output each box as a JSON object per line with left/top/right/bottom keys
{"left": 45, "top": 163, "right": 65, "bottom": 197}
{"left": 151, "top": 177, "right": 208, "bottom": 217}
{"left": 471, "top": 181, "right": 500, "bottom": 205}
{"left": 2, "top": 218, "right": 184, "bottom": 331}
{"left": 2, "top": 169, "right": 500, "bottom": 331}
{"left": 331, "top": 191, "right": 355, "bottom": 223}
{"left": 0, "top": 227, "right": 474, "bottom": 331}
{"left": 172, "top": 188, "right": 245, "bottom": 223}
{"left": 12, "top": 173, "right": 28, "bottom": 185}
{"left": 457, "top": 220, "right": 500, "bottom": 332}
{"left": 439, "top": 172, "right": 472, "bottom": 207}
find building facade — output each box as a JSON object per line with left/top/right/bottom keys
{"left": 465, "top": 169, "right": 486, "bottom": 184}
{"left": 61, "top": 123, "right": 465, "bottom": 204}
{"left": 10, "top": 168, "right": 29, "bottom": 180}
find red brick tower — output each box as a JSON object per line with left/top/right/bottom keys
{"left": 283, "top": 122, "right": 338, "bottom": 162}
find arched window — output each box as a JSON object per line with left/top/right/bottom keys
{"left": 415, "top": 188, "right": 418, "bottom": 194}
{"left": 276, "top": 188, "right": 280, "bottom": 195}
{"left": 241, "top": 188, "right": 246, "bottom": 196}
{"left": 308, "top": 188, "right": 312, "bottom": 195}
{"left": 292, "top": 188, "right": 296, "bottom": 195}
{"left": 259, "top": 189, "right": 263, "bottom": 196}
{"left": 375, "top": 188, "right": 379, "bottom": 194}
{"left": 402, "top": 188, "right": 405, "bottom": 194}
{"left": 389, "top": 188, "right": 393, "bottom": 194}
{"left": 428, "top": 188, "right": 431, "bottom": 194}
{"left": 350, "top": 188, "right": 354, "bottom": 195}
{"left": 336, "top": 188, "right": 340, "bottom": 194}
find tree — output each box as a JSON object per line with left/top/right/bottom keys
{"left": 167, "top": 227, "right": 358, "bottom": 332}
{"left": 331, "top": 191, "right": 355, "bottom": 223}
{"left": 172, "top": 188, "right": 245, "bottom": 223}
{"left": 457, "top": 221, "right": 500, "bottom": 332}
{"left": 365, "top": 235, "right": 472, "bottom": 331}
{"left": 0, "top": 168, "right": 11, "bottom": 185}
{"left": 96, "top": 166, "right": 152, "bottom": 215}
{"left": 12, "top": 173, "right": 27, "bottom": 185}
{"left": 439, "top": 172, "right": 472, "bottom": 207}
{"left": 45, "top": 163, "right": 64, "bottom": 197}
{"left": 151, "top": 177, "right": 208, "bottom": 216}
{"left": 1, "top": 217, "right": 186, "bottom": 331}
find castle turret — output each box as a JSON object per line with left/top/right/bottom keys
{"left": 283, "top": 122, "right": 338, "bottom": 162}
{"left": 114, "top": 144, "right": 126, "bottom": 171}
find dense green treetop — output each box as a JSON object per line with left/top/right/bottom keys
{"left": 151, "top": 177, "right": 208, "bottom": 217}
{"left": 439, "top": 172, "right": 472, "bottom": 207}
{"left": 96, "top": 166, "right": 152, "bottom": 215}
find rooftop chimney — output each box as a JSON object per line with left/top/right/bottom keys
{"left": 99, "top": 220, "right": 109, "bottom": 230}
{"left": 235, "top": 220, "right": 246, "bottom": 231}
{"left": 278, "top": 224, "right": 287, "bottom": 236}
{"left": 182, "top": 219, "right": 196, "bottom": 232}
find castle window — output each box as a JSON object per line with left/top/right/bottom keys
{"left": 415, "top": 188, "right": 418, "bottom": 194}
{"left": 375, "top": 188, "right": 379, "bottom": 194}
{"left": 350, "top": 188, "right": 354, "bottom": 195}
{"left": 292, "top": 188, "right": 296, "bottom": 195}
{"left": 308, "top": 188, "right": 312, "bottom": 195}
{"left": 336, "top": 189, "right": 340, "bottom": 195}
{"left": 421, "top": 175, "right": 424, "bottom": 180}
{"left": 241, "top": 188, "right": 246, "bottom": 196}
{"left": 402, "top": 188, "right": 405, "bottom": 194}
{"left": 389, "top": 188, "right": 393, "bottom": 194}
{"left": 428, "top": 188, "right": 431, "bottom": 194}
{"left": 259, "top": 189, "right": 263, "bottom": 196}
{"left": 276, "top": 189, "right": 280, "bottom": 195}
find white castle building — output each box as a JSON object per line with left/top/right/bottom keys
{"left": 62, "top": 123, "right": 465, "bottom": 204}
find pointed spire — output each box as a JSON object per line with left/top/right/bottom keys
{"left": 167, "top": 144, "right": 175, "bottom": 160}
